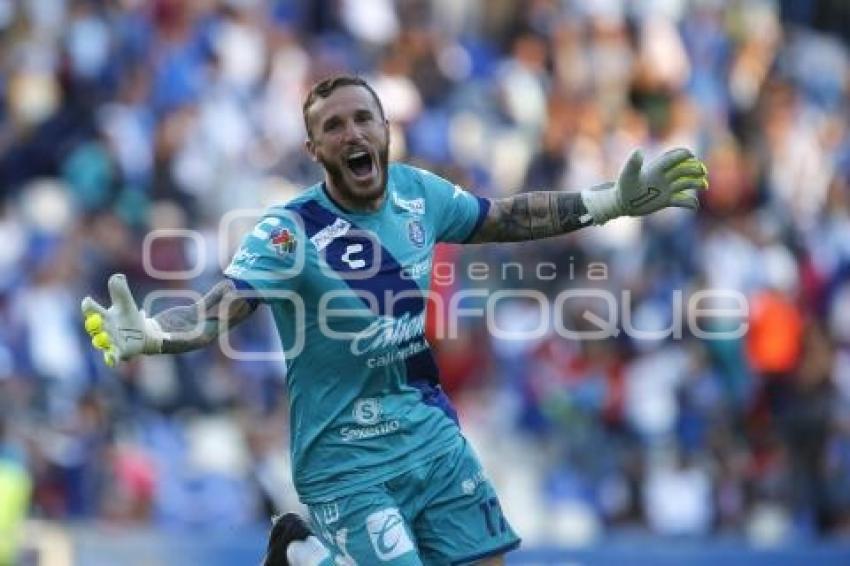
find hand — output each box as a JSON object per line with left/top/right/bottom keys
{"left": 81, "top": 274, "right": 165, "bottom": 366}
{"left": 581, "top": 148, "right": 709, "bottom": 224}
{"left": 263, "top": 513, "right": 326, "bottom": 566}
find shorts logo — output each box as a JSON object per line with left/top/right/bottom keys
{"left": 408, "top": 220, "right": 425, "bottom": 248}
{"left": 461, "top": 470, "right": 487, "bottom": 495}
{"left": 270, "top": 227, "right": 297, "bottom": 255}
{"left": 321, "top": 502, "right": 340, "bottom": 525}
{"left": 352, "top": 398, "right": 381, "bottom": 426}
{"left": 366, "top": 508, "right": 414, "bottom": 561}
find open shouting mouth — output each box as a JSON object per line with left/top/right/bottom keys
{"left": 346, "top": 149, "right": 376, "bottom": 182}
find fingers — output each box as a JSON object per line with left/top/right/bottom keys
{"left": 666, "top": 156, "right": 708, "bottom": 209}
{"left": 84, "top": 310, "right": 112, "bottom": 348}
{"left": 84, "top": 276, "right": 132, "bottom": 367}
{"left": 670, "top": 176, "right": 709, "bottom": 193}
{"left": 665, "top": 158, "right": 707, "bottom": 181}
{"left": 91, "top": 330, "right": 118, "bottom": 366}
{"left": 84, "top": 307, "right": 115, "bottom": 358}
{"left": 84, "top": 313, "right": 103, "bottom": 335}
{"left": 85, "top": 309, "right": 114, "bottom": 358}
{"left": 92, "top": 332, "right": 112, "bottom": 350}
{"left": 108, "top": 273, "right": 138, "bottom": 313}
{"left": 620, "top": 149, "right": 643, "bottom": 179}
{"left": 622, "top": 149, "right": 644, "bottom": 176}
{"left": 656, "top": 147, "right": 695, "bottom": 172}
{"left": 617, "top": 149, "right": 644, "bottom": 194}
{"left": 81, "top": 296, "right": 107, "bottom": 317}
{"left": 668, "top": 188, "right": 700, "bottom": 210}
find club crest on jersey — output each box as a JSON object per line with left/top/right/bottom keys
{"left": 270, "top": 227, "right": 297, "bottom": 255}
{"left": 407, "top": 220, "right": 425, "bottom": 247}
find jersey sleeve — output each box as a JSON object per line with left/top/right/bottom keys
{"left": 415, "top": 168, "right": 490, "bottom": 243}
{"left": 224, "top": 208, "right": 306, "bottom": 302}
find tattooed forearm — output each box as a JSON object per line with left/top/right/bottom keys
{"left": 470, "top": 189, "right": 597, "bottom": 243}
{"left": 154, "top": 279, "right": 258, "bottom": 354}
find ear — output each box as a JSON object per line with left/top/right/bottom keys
{"left": 304, "top": 138, "right": 318, "bottom": 162}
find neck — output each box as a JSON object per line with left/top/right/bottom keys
{"left": 323, "top": 178, "right": 385, "bottom": 213}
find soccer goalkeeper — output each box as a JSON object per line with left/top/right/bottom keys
{"left": 82, "top": 75, "right": 707, "bottom": 565}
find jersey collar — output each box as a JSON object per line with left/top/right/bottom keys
{"left": 319, "top": 177, "right": 395, "bottom": 219}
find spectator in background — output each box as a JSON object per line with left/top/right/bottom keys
{"left": 0, "top": 0, "right": 848, "bottom": 546}
{"left": 0, "top": 417, "right": 32, "bottom": 565}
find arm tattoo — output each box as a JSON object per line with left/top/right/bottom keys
{"left": 154, "top": 279, "right": 258, "bottom": 354}
{"left": 470, "top": 191, "right": 593, "bottom": 243}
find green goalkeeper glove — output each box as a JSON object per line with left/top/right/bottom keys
{"left": 581, "top": 147, "right": 709, "bottom": 225}
{"left": 81, "top": 274, "right": 166, "bottom": 366}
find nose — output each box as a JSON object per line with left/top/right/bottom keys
{"left": 341, "top": 119, "right": 364, "bottom": 143}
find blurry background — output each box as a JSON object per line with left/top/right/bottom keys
{"left": 1, "top": 0, "right": 850, "bottom": 564}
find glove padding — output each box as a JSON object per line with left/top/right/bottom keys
{"left": 81, "top": 274, "right": 165, "bottom": 366}
{"left": 581, "top": 147, "right": 709, "bottom": 225}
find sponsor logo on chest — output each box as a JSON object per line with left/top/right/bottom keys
{"left": 311, "top": 218, "right": 351, "bottom": 251}
{"left": 391, "top": 193, "right": 425, "bottom": 215}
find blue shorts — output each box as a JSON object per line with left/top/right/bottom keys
{"left": 306, "top": 438, "right": 521, "bottom": 565}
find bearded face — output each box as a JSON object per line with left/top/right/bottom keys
{"left": 305, "top": 85, "right": 390, "bottom": 211}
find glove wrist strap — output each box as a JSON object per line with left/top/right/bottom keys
{"left": 580, "top": 181, "right": 621, "bottom": 225}
{"left": 143, "top": 316, "right": 166, "bottom": 355}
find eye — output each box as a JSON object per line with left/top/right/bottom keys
{"left": 354, "top": 111, "right": 373, "bottom": 124}
{"left": 323, "top": 118, "right": 342, "bottom": 133}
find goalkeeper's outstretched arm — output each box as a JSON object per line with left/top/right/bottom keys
{"left": 469, "top": 147, "right": 708, "bottom": 244}
{"left": 469, "top": 190, "right": 592, "bottom": 243}
{"left": 81, "top": 275, "right": 257, "bottom": 365}
{"left": 154, "top": 278, "right": 257, "bottom": 354}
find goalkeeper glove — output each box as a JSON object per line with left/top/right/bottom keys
{"left": 263, "top": 513, "right": 329, "bottom": 566}
{"left": 81, "top": 274, "right": 166, "bottom": 366}
{"left": 581, "top": 147, "right": 709, "bottom": 225}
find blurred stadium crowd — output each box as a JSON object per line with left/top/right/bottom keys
{"left": 2, "top": 0, "right": 850, "bottom": 554}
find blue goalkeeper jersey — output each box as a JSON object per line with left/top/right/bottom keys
{"left": 225, "top": 163, "right": 489, "bottom": 503}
